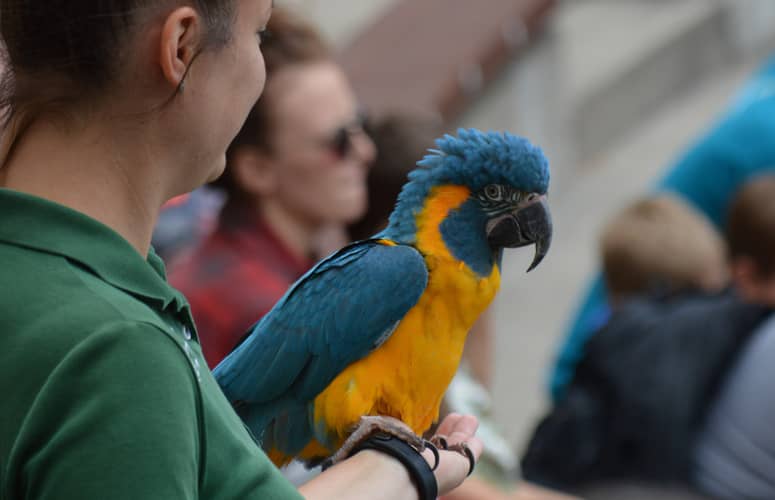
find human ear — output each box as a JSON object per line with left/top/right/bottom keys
{"left": 158, "top": 7, "right": 203, "bottom": 89}
{"left": 231, "top": 146, "right": 278, "bottom": 196}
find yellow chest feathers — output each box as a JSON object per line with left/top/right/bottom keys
{"left": 414, "top": 184, "right": 501, "bottom": 318}
{"left": 312, "top": 185, "right": 500, "bottom": 440}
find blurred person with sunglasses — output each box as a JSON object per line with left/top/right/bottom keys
{"left": 169, "top": 6, "right": 375, "bottom": 368}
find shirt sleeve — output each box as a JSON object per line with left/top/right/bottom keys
{"left": 14, "top": 320, "right": 203, "bottom": 500}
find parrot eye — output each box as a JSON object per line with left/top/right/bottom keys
{"left": 484, "top": 184, "right": 502, "bottom": 201}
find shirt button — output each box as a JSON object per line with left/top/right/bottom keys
{"left": 183, "top": 326, "right": 192, "bottom": 341}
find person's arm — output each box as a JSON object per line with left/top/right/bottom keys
{"left": 299, "top": 414, "right": 483, "bottom": 500}
{"left": 440, "top": 475, "right": 513, "bottom": 500}
{"left": 13, "top": 321, "right": 202, "bottom": 499}
{"left": 512, "top": 482, "right": 581, "bottom": 499}
{"left": 439, "top": 478, "right": 581, "bottom": 500}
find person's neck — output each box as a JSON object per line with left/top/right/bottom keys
{"left": 1, "top": 115, "right": 169, "bottom": 257}
{"left": 258, "top": 201, "right": 317, "bottom": 262}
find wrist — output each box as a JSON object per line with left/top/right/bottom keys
{"left": 349, "top": 434, "right": 438, "bottom": 500}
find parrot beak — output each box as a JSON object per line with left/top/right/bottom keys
{"left": 486, "top": 194, "right": 552, "bottom": 272}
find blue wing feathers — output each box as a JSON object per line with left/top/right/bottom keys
{"left": 264, "top": 404, "right": 314, "bottom": 455}
{"left": 214, "top": 240, "right": 428, "bottom": 441}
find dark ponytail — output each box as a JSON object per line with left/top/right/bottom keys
{"left": 0, "top": 0, "right": 236, "bottom": 163}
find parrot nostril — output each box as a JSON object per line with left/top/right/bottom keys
{"left": 527, "top": 193, "right": 538, "bottom": 202}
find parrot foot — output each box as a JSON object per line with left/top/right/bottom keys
{"left": 430, "top": 434, "right": 476, "bottom": 477}
{"left": 326, "top": 415, "right": 438, "bottom": 469}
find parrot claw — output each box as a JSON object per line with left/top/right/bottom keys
{"left": 429, "top": 434, "right": 475, "bottom": 477}
{"left": 430, "top": 434, "right": 448, "bottom": 450}
{"left": 422, "top": 439, "right": 441, "bottom": 471}
{"left": 327, "top": 415, "right": 427, "bottom": 467}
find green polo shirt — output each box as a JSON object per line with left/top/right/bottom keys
{"left": 0, "top": 188, "right": 302, "bottom": 500}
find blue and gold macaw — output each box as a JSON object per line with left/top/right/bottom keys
{"left": 214, "top": 129, "right": 551, "bottom": 466}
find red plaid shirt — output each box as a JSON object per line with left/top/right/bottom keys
{"left": 169, "top": 207, "right": 313, "bottom": 368}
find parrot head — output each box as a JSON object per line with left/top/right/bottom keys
{"left": 382, "top": 128, "right": 552, "bottom": 275}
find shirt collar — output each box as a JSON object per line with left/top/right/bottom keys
{"left": 0, "top": 188, "right": 189, "bottom": 315}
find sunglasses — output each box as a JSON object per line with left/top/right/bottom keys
{"left": 321, "top": 111, "right": 369, "bottom": 159}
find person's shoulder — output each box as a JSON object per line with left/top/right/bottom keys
{"left": 589, "top": 290, "right": 719, "bottom": 349}
{"left": 0, "top": 243, "right": 190, "bottom": 378}
{"left": 660, "top": 288, "right": 771, "bottom": 328}
{"left": 3, "top": 317, "right": 208, "bottom": 500}
{"left": 13, "top": 264, "right": 167, "bottom": 341}
{"left": 12, "top": 315, "right": 198, "bottom": 395}
{"left": 60, "top": 318, "right": 199, "bottom": 389}
{"left": 591, "top": 288, "right": 767, "bottom": 358}
{"left": 613, "top": 287, "right": 737, "bottom": 320}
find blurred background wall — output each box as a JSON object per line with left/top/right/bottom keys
{"left": 279, "top": 0, "right": 775, "bottom": 451}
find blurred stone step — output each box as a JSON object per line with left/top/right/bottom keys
{"left": 557, "top": 0, "right": 732, "bottom": 160}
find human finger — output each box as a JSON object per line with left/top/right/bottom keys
{"left": 425, "top": 436, "right": 483, "bottom": 495}
{"left": 434, "top": 413, "right": 478, "bottom": 440}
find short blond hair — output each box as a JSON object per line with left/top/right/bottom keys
{"left": 601, "top": 194, "right": 728, "bottom": 301}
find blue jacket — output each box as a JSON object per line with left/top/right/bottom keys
{"left": 551, "top": 53, "right": 775, "bottom": 401}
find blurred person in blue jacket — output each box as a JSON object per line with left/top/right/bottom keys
{"left": 523, "top": 176, "right": 775, "bottom": 498}
{"left": 551, "top": 52, "right": 775, "bottom": 402}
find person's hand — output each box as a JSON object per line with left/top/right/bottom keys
{"left": 423, "top": 413, "right": 483, "bottom": 495}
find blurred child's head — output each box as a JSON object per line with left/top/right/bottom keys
{"left": 726, "top": 174, "right": 775, "bottom": 305}
{"left": 601, "top": 194, "right": 729, "bottom": 305}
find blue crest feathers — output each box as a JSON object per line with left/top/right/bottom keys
{"left": 413, "top": 128, "right": 549, "bottom": 193}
